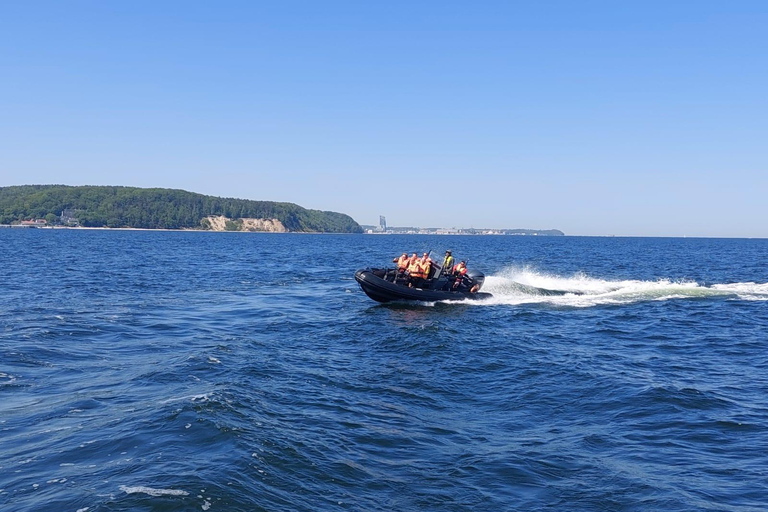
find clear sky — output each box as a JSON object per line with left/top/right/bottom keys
{"left": 1, "top": 1, "right": 766, "bottom": 236}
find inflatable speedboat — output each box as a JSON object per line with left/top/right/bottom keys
{"left": 354, "top": 265, "right": 492, "bottom": 303}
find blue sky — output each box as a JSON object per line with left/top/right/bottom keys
{"left": 1, "top": 1, "right": 766, "bottom": 236}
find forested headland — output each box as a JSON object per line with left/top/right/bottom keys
{"left": 0, "top": 185, "right": 363, "bottom": 233}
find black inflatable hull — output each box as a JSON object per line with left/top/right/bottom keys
{"left": 355, "top": 268, "right": 492, "bottom": 303}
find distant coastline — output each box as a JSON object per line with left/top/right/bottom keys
{"left": 0, "top": 224, "right": 351, "bottom": 234}
{"left": 0, "top": 224, "right": 563, "bottom": 236}
{"left": 360, "top": 226, "right": 565, "bottom": 236}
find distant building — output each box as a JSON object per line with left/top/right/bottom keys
{"left": 378, "top": 215, "right": 387, "bottom": 232}
{"left": 20, "top": 219, "right": 47, "bottom": 227}
{"left": 60, "top": 209, "right": 79, "bottom": 226}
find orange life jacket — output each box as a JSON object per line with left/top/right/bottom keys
{"left": 419, "top": 257, "right": 431, "bottom": 278}
{"left": 396, "top": 255, "right": 409, "bottom": 270}
{"left": 408, "top": 258, "right": 422, "bottom": 277}
{"left": 453, "top": 263, "right": 467, "bottom": 276}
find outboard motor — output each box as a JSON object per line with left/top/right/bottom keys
{"left": 467, "top": 270, "right": 485, "bottom": 290}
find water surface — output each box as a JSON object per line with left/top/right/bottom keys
{"left": 2, "top": 230, "right": 767, "bottom": 511}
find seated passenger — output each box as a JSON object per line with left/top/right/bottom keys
{"left": 452, "top": 261, "right": 472, "bottom": 290}
{"left": 418, "top": 252, "right": 433, "bottom": 285}
{"left": 406, "top": 253, "right": 421, "bottom": 287}
{"left": 393, "top": 252, "right": 409, "bottom": 279}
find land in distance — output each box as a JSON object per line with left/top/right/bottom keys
{"left": 361, "top": 226, "right": 565, "bottom": 236}
{"left": 0, "top": 185, "right": 362, "bottom": 233}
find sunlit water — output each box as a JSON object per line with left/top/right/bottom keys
{"left": 2, "top": 230, "right": 767, "bottom": 511}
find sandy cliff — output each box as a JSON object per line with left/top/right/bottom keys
{"left": 203, "top": 215, "right": 287, "bottom": 232}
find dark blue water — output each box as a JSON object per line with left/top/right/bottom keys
{"left": 2, "top": 230, "right": 767, "bottom": 512}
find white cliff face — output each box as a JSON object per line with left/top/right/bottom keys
{"left": 239, "top": 218, "right": 287, "bottom": 232}
{"left": 202, "top": 215, "right": 287, "bottom": 232}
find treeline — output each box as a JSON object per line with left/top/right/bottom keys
{"left": 0, "top": 185, "right": 363, "bottom": 233}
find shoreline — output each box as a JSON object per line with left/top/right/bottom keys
{"left": 0, "top": 225, "right": 355, "bottom": 234}
{"left": 2, "top": 225, "right": 764, "bottom": 238}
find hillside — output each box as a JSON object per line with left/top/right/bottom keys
{"left": 0, "top": 185, "right": 362, "bottom": 233}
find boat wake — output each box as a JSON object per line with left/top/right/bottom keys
{"left": 476, "top": 266, "right": 768, "bottom": 307}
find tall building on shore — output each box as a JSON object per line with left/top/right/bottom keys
{"left": 378, "top": 215, "right": 387, "bottom": 232}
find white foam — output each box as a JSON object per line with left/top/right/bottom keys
{"left": 159, "top": 393, "right": 212, "bottom": 405}
{"left": 712, "top": 282, "right": 768, "bottom": 300}
{"left": 119, "top": 485, "right": 189, "bottom": 497}
{"left": 475, "top": 266, "right": 763, "bottom": 308}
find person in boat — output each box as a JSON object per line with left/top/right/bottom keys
{"left": 418, "top": 252, "right": 433, "bottom": 283}
{"left": 393, "top": 252, "right": 409, "bottom": 278}
{"left": 440, "top": 250, "right": 454, "bottom": 276}
{"left": 406, "top": 253, "right": 422, "bottom": 287}
{"left": 452, "top": 260, "right": 472, "bottom": 290}
{"left": 450, "top": 260, "right": 481, "bottom": 293}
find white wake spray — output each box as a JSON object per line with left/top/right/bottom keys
{"left": 474, "top": 266, "right": 768, "bottom": 307}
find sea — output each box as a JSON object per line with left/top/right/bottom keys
{"left": 1, "top": 229, "right": 767, "bottom": 512}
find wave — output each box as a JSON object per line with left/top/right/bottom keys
{"left": 478, "top": 266, "right": 768, "bottom": 307}
{"left": 119, "top": 485, "right": 189, "bottom": 497}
